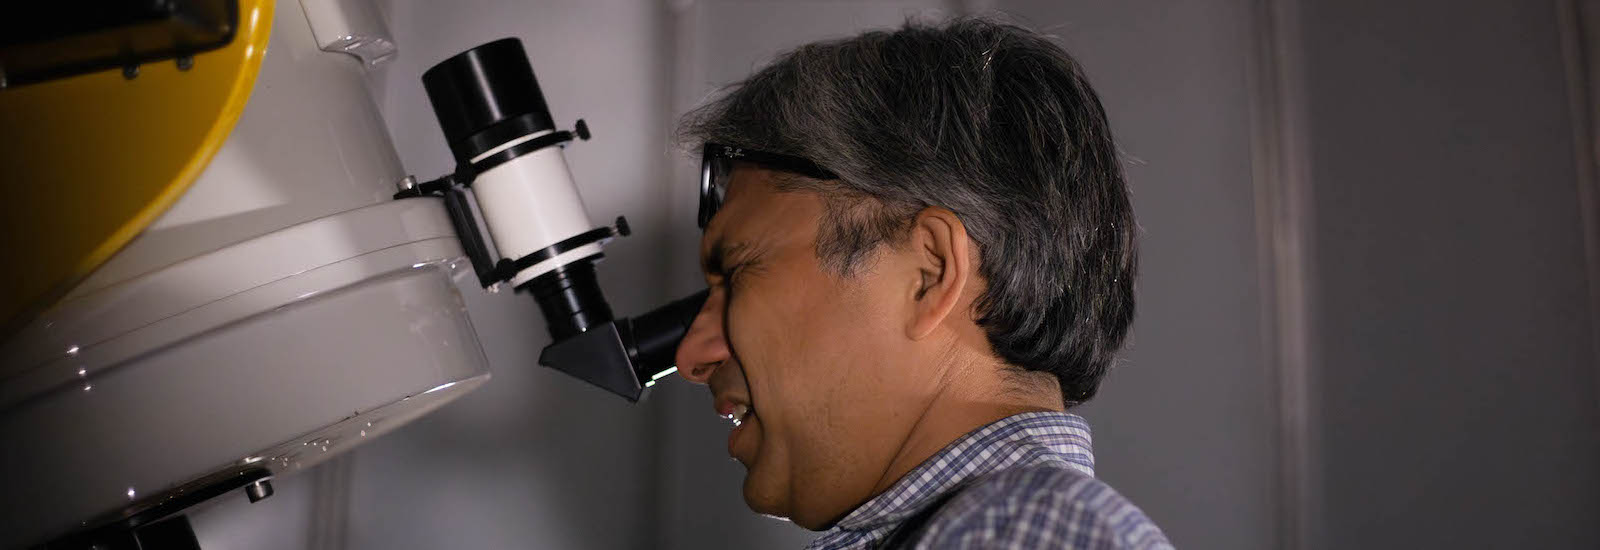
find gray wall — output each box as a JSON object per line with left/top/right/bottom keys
{"left": 1296, "top": 0, "right": 1600, "bottom": 547}
{"left": 987, "top": 2, "right": 1281, "bottom": 549}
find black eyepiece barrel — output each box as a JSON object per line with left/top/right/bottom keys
{"left": 524, "top": 258, "right": 614, "bottom": 341}
{"left": 626, "top": 289, "right": 710, "bottom": 381}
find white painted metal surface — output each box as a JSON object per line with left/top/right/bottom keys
{"left": 0, "top": 237, "right": 489, "bottom": 545}
{"left": 301, "top": 0, "right": 397, "bottom": 67}
{"left": 0, "top": 0, "right": 491, "bottom": 546}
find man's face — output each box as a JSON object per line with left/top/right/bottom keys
{"left": 674, "top": 165, "right": 932, "bottom": 529}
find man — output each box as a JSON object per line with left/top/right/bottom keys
{"left": 673, "top": 18, "right": 1171, "bottom": 549}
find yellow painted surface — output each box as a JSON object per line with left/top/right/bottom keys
{"left": 0, "top": 0, "right": 274, "bottom": 335}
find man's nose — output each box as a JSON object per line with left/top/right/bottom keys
{"left": 674, "top": 289, "right": 728, "bottom": 384}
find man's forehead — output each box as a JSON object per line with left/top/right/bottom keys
{"left": 702, "top": 165, "right": 772, "bottom": 235}
{"left": 720, "top": 162, "right": 773, "bottom": 203}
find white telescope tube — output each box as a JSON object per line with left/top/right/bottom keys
{"left": 469, "top": 133, "right": 603, "bottom": 287}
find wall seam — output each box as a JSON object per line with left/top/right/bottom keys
{"left": 1245, "top": 0, "right": 1318, "bottom": 548}
{"left": 643, "top": 2, "right": 683, "bottom": 549}
{"left": 652, "top": 1, "right": 705, "bottom": 549}
{"left": 1555, "top": 0, "right": 1600, "bottom": 486}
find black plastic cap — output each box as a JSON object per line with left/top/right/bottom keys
{"left": 422, "top": 38, "right": 556, "bottom": 163}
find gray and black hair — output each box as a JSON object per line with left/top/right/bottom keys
{"left": 678, "top": 18, "right": 1137, "bottom": 406}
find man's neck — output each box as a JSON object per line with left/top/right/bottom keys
{"left": 866, "top": 349, "right": 1064, "bottom": 497}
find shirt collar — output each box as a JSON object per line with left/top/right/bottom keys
{"left": 827, "top": 411, "right": 1096, "bottom": 533}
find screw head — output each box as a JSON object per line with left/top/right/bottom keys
{"left": 245, "top": 479, "right": 274, "bottom": 503}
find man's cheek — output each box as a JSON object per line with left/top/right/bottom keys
{"left": 730, "top": 287, "right": 794, "bottom": 364}
{"left": 725, "top": 299, "right": 775, "bottom": 403}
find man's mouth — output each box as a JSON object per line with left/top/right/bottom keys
{"left": 710, "top": 360, "right": 757, "bottom": 459}
{"left": 722, "top": 403, "right": 753, "bottom": 427}
{"left": 723, "top": 404, "right": 752, "bottom": 460}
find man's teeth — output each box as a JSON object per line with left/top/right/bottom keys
{"left": 725, "top": 404, "right": 751, "bottom": 427}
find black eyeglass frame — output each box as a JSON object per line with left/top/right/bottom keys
{"left": 699, "top": 143, "right": 838, "bottom": 229}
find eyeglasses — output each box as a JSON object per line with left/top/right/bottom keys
{"left": 699, "top": 143, "right": 838, "bottom": 229}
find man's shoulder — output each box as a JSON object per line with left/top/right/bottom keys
{"left": 913, "top": 462, "right": 1172, "bottom": 549}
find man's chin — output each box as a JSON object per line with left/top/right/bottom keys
{"left": 740, "top": 472, "right": 778, "bottom": 513}
{"left": 740, "top": 465, "right": 793, "bottom": 521}
{"left": 741, "top": 472, "right": 842, "bottom": 531}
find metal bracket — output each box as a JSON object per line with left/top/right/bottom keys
{"left": 391, "top": 119, "right": 625, "bottom": 289}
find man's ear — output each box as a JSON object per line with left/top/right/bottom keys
{"left": 905, "top": 207, "right": 971, "bottom": 340}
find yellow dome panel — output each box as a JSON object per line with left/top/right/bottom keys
{"left": 0, "top": 0, "right": 274, "bottom": 336}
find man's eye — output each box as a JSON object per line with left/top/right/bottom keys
{"left": 723, "top": 262, "right": 751, "bottom": 289}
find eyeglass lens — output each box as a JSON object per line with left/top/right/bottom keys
{"left": 700, "top": 155, "right": 731, "bottom": 228}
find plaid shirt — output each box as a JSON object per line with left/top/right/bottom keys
{"left": 804, "top": 412, "right": 1173, "bottom": 550}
